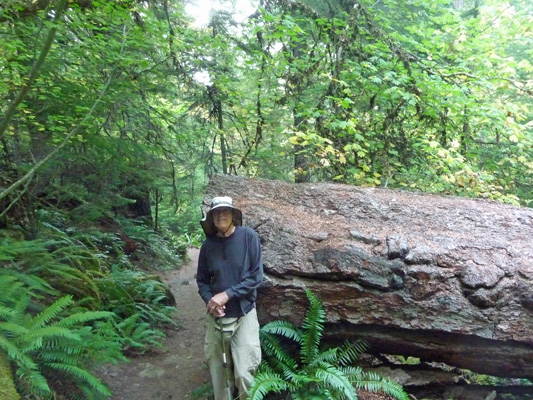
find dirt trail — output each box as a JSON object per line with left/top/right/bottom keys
{"left": 98, "top": 248, "right": 391, "bottom": 400}
{"left": 99, "top": 248, "right": 210, "bottom": 399}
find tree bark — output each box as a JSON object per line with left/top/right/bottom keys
{"left": 202, "top": 174, "right": 533, "bottom": 380}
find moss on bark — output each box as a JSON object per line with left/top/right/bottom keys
{"left": 0, "top": 349, "right": 20, "bottom": 400}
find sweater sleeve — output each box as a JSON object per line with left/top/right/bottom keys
{"left": 196, "top": 243, "right": 213, "bottom": 304}
{"left": 225, "top": 229, "right": 263, "bottom": 300}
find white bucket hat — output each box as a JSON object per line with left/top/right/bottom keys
{"left": 200, "top": 196, "right": 243, "bottom": 236}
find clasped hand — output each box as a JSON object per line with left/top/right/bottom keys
{"left": 207, "top": 291, "right": 229, "bottom": 318}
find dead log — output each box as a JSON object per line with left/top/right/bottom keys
{"left": 202, "top": 174, "right": 533, "bottom": 380}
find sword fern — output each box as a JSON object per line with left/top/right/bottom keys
{"left": 250, "top": 289, "right": 409, "bottom": 400}
{"left": 0, "top": 270, "right": 117, "bottom": 399}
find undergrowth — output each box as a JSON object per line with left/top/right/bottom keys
{"left": 0, "top": 208, "right": 186, "bottom": 399}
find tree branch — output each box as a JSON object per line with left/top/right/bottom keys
{"left": 0, "top": 26, "right": 129, "bottom": 203}
{"left": 0, "top": 0, "right": 68, "bottom": 141}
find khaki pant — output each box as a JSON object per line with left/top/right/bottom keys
{"left": 204, "top": 308, "right": 261, "bottom": 400}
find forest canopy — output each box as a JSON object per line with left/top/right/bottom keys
{"left": 1, "top": 0, "right": 532, "bottom": 232}
{"left": 0, "top": 0, "right": 532, "bottom": 397}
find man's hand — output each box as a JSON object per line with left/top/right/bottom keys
{"left": 211, "top": 305, "right": 225, "bottom": 318}
{"left": 208, "top": 291, "right": 229, "bottom": 317}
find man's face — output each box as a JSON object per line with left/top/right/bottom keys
{"left": 212, "top": 207, "right": 233, "bottom": 232}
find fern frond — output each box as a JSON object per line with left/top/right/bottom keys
{"left": 114, "top": 313, "right": 166, "bottom": 352}
{"left": 0, "top": 238, "right": 49, "bottom": 262}
{"left": 3, "top": 233, "right": 102, "bottom": 303}
{"left": 39, "top": 344, "right": 82, "bottom": 365}
{"left": 0, "top": 305, "right": 16, "bottom": 319}
{"left": 0, "top": 321, "right": 30, "bottom": 336}
{"left": 340, "top": 365, "right": 364, "bottom": 380}
{"left": 292, "top": 390, "right": 333, "bottom": 400}
{"left": 10, "top": 294, "right": 32, "bottom": 327}
{"left": 261, "top": 348, "right": 299, "bottom": 383}
{"left": 253, "top": 289, "right": 408, "bottom": 400}
{"left": 45, "top": 363, "right": 112, "bottom": 396}
{"left": 0, "top": 274, "right": 47, "bottom": 310}
{"left": 0, "top": 241, "right": 125, "bottom": 399}
{"left": 319, "top": 389, "right": 335, "bottom": 400}
{"left": 1, "top": 269, "right": 56, "bottom": 299}
{"left": 289, "top": 369, "right": 320, "bottom": 388}
{"left": 301, "top": 289, "right": 325, "bottom": 364}
{"left": 15, "top": 367, "right": 52, "bottom": 396}
{"left": 313, "top": 362, "right": 358, "bottom": 399}
{"left": 22, "top": 326, "right": 82, "bottom": 347}
{"left": 51, "top": 247, "right": 102, "bottom": 272}
{"left": 337, "top": 340, "right": 369, "bottom": 366}
{"left": 259, "top": 330, "right": 298, "bottom": 371}
{"left": 28, "top": 296, "right": 73, "bottom": 330}
{"left": 53, "top": 311, "right": 114, "bottom": 328}
{"left": 128, "top": 322, "right": 165, "bottom": 350}
{"left": 261, "top": 319, "right": 302, "bottom": 343}
{"left": 0, "top": 336, "right": 38, "bottom": 370}
{"left": 310, "top": 347, "right": 338, "bottom": 365}
{"left": 31, "top": 261, "right": 102, "bottom": 300}
{"left": 354, "top": 370, "right": 409, "bottom": 400}
{"left": 73, "top": 322, "right": 127, "bottom": 366}
{"left": 0, "top": 274, "right": 22, "bottom": 298}
{"left": 248, "top": 370, "right": 288, "bottom": 400}
{"left": 135, "top": 302, "right": 177, "bottom": 326}
{"left": 41, "top": 332, "right": 86, "bottom": 352}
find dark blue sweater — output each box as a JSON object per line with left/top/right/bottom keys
{"left": 197, "top": 226, "right": 263, "bottom": 317}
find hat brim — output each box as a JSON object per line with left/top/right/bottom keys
{"left": 200, "top": 207, "right": 243, "bottom": 236}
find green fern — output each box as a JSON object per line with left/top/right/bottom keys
{"left": 0, "top": 268, "right": 56, "bottom": 301}
{"left": 191, "top": 382, "right": 214, "bottom": 399}
{"left": 1, "top": 209, "right": 182, "bottom": 398}
{"left": 260, "top": 321, "right": 301, "bottom": 365}
{"left": 0, "top": 271, "right": 122, "bottom": 399}
{"left": 314, "top": 363, "right": 358, "bottom": 399}
{"left": 353, "top": 370, "right": 408, "bottom": 400}
{"left": 114, "top": 313, "right": 165, "bottom": 354}
{"left": 261, "top": 319, "right": 303, "bottom": 343}
{"left": 96, "top": 266, "right": 178, "bottom": 332}
{"left": 300, "top": 290, "right": 325, "bottom": 365}
{"left": 46, "top": 363, "right": 112, "bottom": 395}
{"left": 250, "top": 289, "right": 410, "bottom": 400}
{"left": 337, "top": 340, "right": 370, "bottom": 366}
{"left": 247, "top": 367, "right": 288, "bottom": 400}
{"left": 1, "top": 235, "right": 103, "bottom": 307}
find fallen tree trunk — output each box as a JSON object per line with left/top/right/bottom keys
{"left": 202, "top": 175, "right": 533, "bottom": 380}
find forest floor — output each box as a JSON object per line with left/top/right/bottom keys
{"left": 97, "top": 247, "right": 392, "bottom": 400}
{"left": 98, "top": 247, "right": 210, "bottom": 400}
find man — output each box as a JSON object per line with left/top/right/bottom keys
{"left": 197, "top": 196, "right": 263, "bottom": 400}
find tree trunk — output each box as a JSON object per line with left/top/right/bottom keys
{"left": 217, "top": 98, "right": 228, "bottom": 175}
{"left": 293, "top": 114, "right": 310, "bottom": 183}
{"left": 202, "top": 174, "right": 533, "bottom": 381}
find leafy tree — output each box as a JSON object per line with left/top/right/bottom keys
{"left": 254, "top": 0, "right": 532, "bottom": 203}
{"left": 0, "top": 0, "right": 207, "bottom": 236}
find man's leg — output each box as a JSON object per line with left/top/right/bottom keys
{"left": 204, "top": 314, "right": 235, "bottom": 400}
{"left": 230, "top": 308, "right": 262, "bottom": 398}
